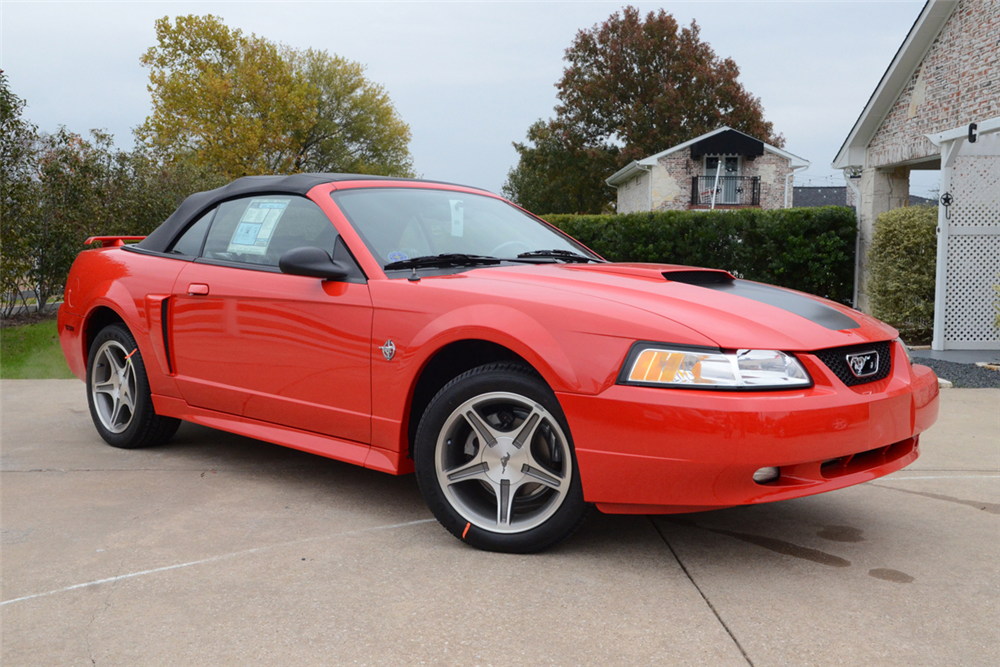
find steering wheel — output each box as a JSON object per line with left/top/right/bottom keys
{"left": 490, "top": 240, "right": 532, "bottom": 258}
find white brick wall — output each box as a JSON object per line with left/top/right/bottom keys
{"left": 616, "top": 170, "right": 650, "bottom": 214}
{"left": 867, "top": 0, "right": 1000, "bottom": 169}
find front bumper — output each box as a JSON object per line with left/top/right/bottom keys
{"left": 559, "top": 341, "right": 939, "bottom": 514}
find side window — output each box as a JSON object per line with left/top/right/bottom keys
{"left": 200, "top": 195, "right": 339, "bottom": 267}
{"left": 168, "top": 209, "right": 215, "bottom": 256}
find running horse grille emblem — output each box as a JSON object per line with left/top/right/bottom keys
{"left": 380, "top": 340, "right": 396, "bottom": 361}
{"left": 845, "top": 351, "right": 879, "bottom": 378}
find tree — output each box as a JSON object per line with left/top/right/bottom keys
{"left": 288, "top": 49, "right": 414, "bottom": 176}
{"left": 557, "top": 6, "right": 782, "bottom": 160}
{"left": 26, "top": 127, "right": 226, "bottom": 312}
{"left": 0, "top": 71, "right": 39, "bottom": 317}
{"left": 504, "top": 6, "right": 782, "bottom": 214}
{"left": 139, "top": 15, "right": 317, "bottom": 178}
{"left": 138, "top": 15, "right": 414, "bottom": 179}
{"left": 502, "top": 120, "right": 618, "bottom": 215}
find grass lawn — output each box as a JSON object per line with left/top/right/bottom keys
{"left": 1, "top": 317, "right": 76, "bottom": 379}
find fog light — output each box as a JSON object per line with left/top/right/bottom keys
{"left": 753, "top": 466, "right": 780, "bottom": 484}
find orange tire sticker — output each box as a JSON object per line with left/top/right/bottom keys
{"left": 462, "top": 522, "right": 471, "bottom": 539}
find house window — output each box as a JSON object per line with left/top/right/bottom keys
{"left": 704, "top": 155, "right": 741, "bottom": 178}
{"left": 704, "top": 155, "right": 742, "bottom": 205}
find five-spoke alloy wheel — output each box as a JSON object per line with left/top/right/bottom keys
{"left": 91, "top": 338, "right": 139, "bottom": 434}
{"left": 86, "top": 323, "right": 180, "bottom": 449}
{"left": 415, "top": 363, "right": 587, "bottom": 553}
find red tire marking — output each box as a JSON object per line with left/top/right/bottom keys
{"left": 462, "top": 522, "right": 471, "bottom": 539}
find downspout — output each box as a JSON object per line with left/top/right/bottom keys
{"left": 784, "top": 164, "right": 809, "bottom": 208}
{"left": 639, "top": 164, "right": 653, "bottom": 211}
{"left": 844, "top": 171, "right": 862, "bottom": 309}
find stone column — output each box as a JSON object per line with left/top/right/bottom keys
{"left": 855, "top": 165, "right": 910, "bottom": 313}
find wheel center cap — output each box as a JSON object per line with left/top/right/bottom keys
{"left": 482, "top": 437, "right": 526, "bottom": 484}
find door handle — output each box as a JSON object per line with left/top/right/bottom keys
{"left": 187, "top": 283, "right": 210, "bottom": 296}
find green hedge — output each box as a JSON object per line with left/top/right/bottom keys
{"left": 543, "top": 206, "right": 857, "bottom": 304}
{"left": 866, "top": 206, "right": 937, "bottom": 344}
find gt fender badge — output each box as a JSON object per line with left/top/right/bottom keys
{"left": 380, "top": 340, "right": 396, "bottom": 361}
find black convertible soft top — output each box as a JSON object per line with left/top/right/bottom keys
{"left": 138, "top": 173, "right": 483, "bottom": 253}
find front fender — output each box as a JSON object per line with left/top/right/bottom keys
{"left": 407, "top": 304, "right": 580, "bottom": 392}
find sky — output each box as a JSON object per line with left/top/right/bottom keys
{"left": 0, "top": 0, "right": 940, "bottom": 198}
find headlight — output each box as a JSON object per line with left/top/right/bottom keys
{"left": 895, "top": 337, "right": 913, "bottom": 365}
{"left": 618, "top": 344, "right": 812, "bottom": 390}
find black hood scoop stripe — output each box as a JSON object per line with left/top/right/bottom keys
{"left": 665, "top": 274, "right": 860, "bottom": 331}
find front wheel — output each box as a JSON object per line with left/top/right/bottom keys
{"left": 414, "top": 363, "right": 587, "bottom": 553}
{"left": 86, "top": 323, "right": 180, "bottom": 449}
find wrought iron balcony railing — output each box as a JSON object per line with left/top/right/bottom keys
{"left": 690, "top": 176, "right": 761, "bottom": 207}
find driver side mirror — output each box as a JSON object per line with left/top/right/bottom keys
{"left": 278, "top": 245, "right": 349, "bottom": 281}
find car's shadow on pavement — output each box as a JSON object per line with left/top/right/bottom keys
{"left": 152, "top": 421, "right": 907, "bottom": 570}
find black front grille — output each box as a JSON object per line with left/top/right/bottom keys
{"left": 813, "top": 341, "right": 892, "bottom": 386}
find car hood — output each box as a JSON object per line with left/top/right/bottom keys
{"left": 456, "top": 262, "right": 895, "bottom": 351}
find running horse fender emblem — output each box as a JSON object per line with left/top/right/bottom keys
{"left": 380, "top": 340, "right": 396, "bottom": 361}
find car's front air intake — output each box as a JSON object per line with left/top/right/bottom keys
{"left": 813, "top": 340, "right": 893, "bottom": 387}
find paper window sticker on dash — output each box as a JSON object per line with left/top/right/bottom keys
{"left": 227, "top": 198, "right": 290, "bottom": 255}
{"left": 450, "top": 199, "right": 464, "bottom": 237}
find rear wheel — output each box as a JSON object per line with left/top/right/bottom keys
{"left": 86, "top": 323, "right": 180, "bottom": 449}
{"left": 414, "top": 362, "right": 587, "bottom": 553}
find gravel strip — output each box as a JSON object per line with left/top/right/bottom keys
{"left": 911, "top": 358, "right": 1000, "bottom": 388}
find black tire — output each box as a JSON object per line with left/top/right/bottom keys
{"left": 86, "top": 323, "right": 180, "bottom": 449}
{"left": 414, "top": 362, "right": 588, "bottom": 553}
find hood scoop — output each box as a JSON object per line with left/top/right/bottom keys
{"left": 565, "top": 263, "right": 736, "bottom": 283}
{"left": 662, "top": 269, "right": 735, "bottom": 285}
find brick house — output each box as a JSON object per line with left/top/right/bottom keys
{"left": 833, "top": 0, "right": 999, "bottom": 350}
{"left": 606, "top": 127, "right": 810, "bottom": 214}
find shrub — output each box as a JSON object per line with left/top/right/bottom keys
{"left": 994, "top": 280, "right": 999, "bottom": 331}
{"left": 543, "top": 206, "right": 857, "bottom": 304}
{"left": 866, "top": 206, "right": 937, "bottom": 344}
{"left": 5, "top": 128, "right": 227, "bottom": 315}
{"left": 1, "top": 72, "right": 38, "bottom": 318}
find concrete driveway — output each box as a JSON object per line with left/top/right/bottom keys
{"left": 2, "top": 380, "right": 998, "bottom": 666}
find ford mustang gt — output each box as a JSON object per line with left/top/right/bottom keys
{"left": 59, "top": 174, "right": 939, "bottom": 553}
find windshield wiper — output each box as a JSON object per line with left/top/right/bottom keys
{"left": 516, "top": 249, "right": 598, "bottom": 263}
{"left": 383, "top": 253, "right": 503, "bottom": 271}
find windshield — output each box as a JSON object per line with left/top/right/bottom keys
{"left": 330, "top": 188, "right": 596, "bottom": 270}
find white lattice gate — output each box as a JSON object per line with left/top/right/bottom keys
{"left": 930, "top": 118, "right": 1000, "bottom": 351}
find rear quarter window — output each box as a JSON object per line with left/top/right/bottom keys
{"left": 200, "top": 196, "right": 338, "bottom": 267}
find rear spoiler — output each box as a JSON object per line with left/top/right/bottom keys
{"left": 84, "top": 236, "right": 147, "bottom": 248}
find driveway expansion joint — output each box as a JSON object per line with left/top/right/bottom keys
{"left": 650, "top": 517, "right": 755, "bottom": 667}
{"left": 870, "top": 483, "right": 1000, "bottom": 514}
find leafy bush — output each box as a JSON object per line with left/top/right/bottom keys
{"left": 866, "top": 206, "right": 937, "bottom": 344}
{"left": 994, "top": 280, "right": 999, "bottom": 331}
{"left": 543, "top": 206, "right": 857, "bottom": 304}
{"left": 2, "top": 125, "right": 226, "bottom": 316}
{"left": 1, "top": 71, "right": 39, "bottom": 318}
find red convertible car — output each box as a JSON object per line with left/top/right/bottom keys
{"left": 59, "top": 174, "right": 939, "bottom": 553}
